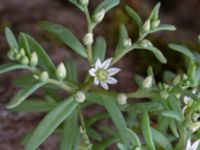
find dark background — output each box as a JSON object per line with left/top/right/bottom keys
{"left": 0, "top": 0, "right": 200, "bottom": 149}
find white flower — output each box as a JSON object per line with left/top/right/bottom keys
{"left": 89, "top": 58, "right": 121, "bottom": 90}
{"left": 186, "top": 138, "right": 200, "bottom": 150}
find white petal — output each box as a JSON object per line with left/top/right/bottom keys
{"left": 186, "top": 138, "right": 192, "bottom": 150}
{"left": 101, "top": 58, "right": 112, "bottom": 69}
{"left": 192, "top": 139, "right": 200, "bottom": 150}
{"left": 100, "top": 81, "right": 109, "bottom": 90}
{"left": 94, "top": 77, "right": 99, "bottom": 85}
{"left": 95, "top": 59, "right": 102, "bottom": 69}
{"left": 89, "top": 68, "right": 96, "bottom": 76}
{"left": 107, "top": 67, "right": 121, "bottom": 76}
{"left": 184, "top": 96, "right": 190, "bottom": 104}
{"left": 106, "top": 77, "right": 118, "bottom": 84}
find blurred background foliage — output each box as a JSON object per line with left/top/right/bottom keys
{"left": 0, "top": 0, "right": 199, "bottom": 149}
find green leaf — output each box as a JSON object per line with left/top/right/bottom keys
{"left": 10, "top": 100, "right": 56, "bottom": 112}
{"left": 125, "top": 6, "right": 142, "bottom": 29}
{"left": 93, "top": 137, "right": 119, "bottom": 150}
{"left": 169, "top": 119, "right": 179, "bottom": 138}
{"left": 150, "top": 24, "right": 176, "bottom": 33}
{"left": 133, "top": 74, "right": 144, "bottom": 88}
{"left": 25, "top": 97, "right": 78, "bottom": 150}
{"left": 127, "top": 129, "right": 141, "bottom": 148}
{"left": 88, "top": 128, "right": 102, "bottom": 141}
{"left": 93, "top": 37, "right": 106, "bottom": 62}
{"left": 87, "top": 93, "right": 130, "bottom": 147}
{"left": 161, "top": 110, "right": 182, "bottom": 122}
{"left": 141, "top": 112, "right": 155, "bottom": 150}
{"left": 64, "top": 60, "right": 77, "bottom": 82}
{"left": 151, "top": 128, "right": 173, "bottom": 150}
{"left": 39, "top": 21, "right": 87, "bottom": 58}
{"left": 168, "top": 44, "right": 195, "bottom": 60}
{"left": 7, "top": 81, "right": 47, "bottom": 109}
{"left": 149, "top": 2, "right": 161, "bottom": 21}
{"left": 25, "top": 34, "right": 56, "bottom": 75}
{"left": 5, "top": 27, "right": 19, "bottom": 49}
{"left": 18, "top": 32, "right": 31, "bottom": 57}
{"left": 147, "top": 47, "right": 167, "bottom": 64}
{"left": 0, "top": 64, "right": 29, "bottom": 74}
{"left": 95, "top": 0, "right": 120, "bottom": 13}
{"left": 59, "top": 110, "right": 78, "bottom": 150}
{"left": 13, "top": 75, "right": 36, "bottom": 87}
{"left": 115, "top": 24, "right": 128, "bottom": 56}
{"left": 68, "top": 0, "right": 84, "bottom": 11}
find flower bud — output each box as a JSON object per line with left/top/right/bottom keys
{"left": 83, "top": 32, "right": 94, "bottom": 45}
{"left": 142, "top": 20, "right": 150, "bottom": 32}
{"left": 140, "top": 39, "right": 153, "bottom": 48}
{"left": 183, "top": 74, "right": 188, "bottom": 80}
{"left": 30, "top": 52, "right": 38, "bottom": 67}
{"left": 56, "top": 62, "right": 67, "bottom": 80}
{"left": 15, "top": 53, "right": 22, "bottom": 60}
{"left": 79, "top": 0, "right": 89, "bottom": 6}
{"left": 7, "top": 49, "right": 16, "bottom": 60}
{"left": 160, "top": 90, "right": 169, "bottom": 99}
{"left": 117, "top": 93, "right": 127, "bottom": 105}
{"left": 93, "top": 9, "right": 105, "bottom": 23}
{"left": 74, "top": 91, "right": 86, "bottom": 103}
{"left": 19, "top": 48, "right": 26, "bottom": 56}
{"left": 20, "top": 56, "right": 29, "bottom": 65}
{"left": 142, "top": 76, "right": 153, "bottom": 89}
{"left": 185, "top": 121, "right": 200, "bottom": 133}
{"left": 151, "top": 20, "right": 160, "bottom": 29}
{"left": 40, "top": 71, "right": 49, "bottom": 82}
{"left": 173, "top": 75, "right": 181, "bottom": 85}
{"left": 123, "top": 38, "right": 132, "bottom": 48}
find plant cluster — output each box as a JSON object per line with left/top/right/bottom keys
{"left": 1, "top": 0, "right": 200, "bottom": 150}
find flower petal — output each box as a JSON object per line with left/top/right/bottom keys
{"left": 192, "top": 139, "right": 200, "bottom": 150}
{"left": 101, "top": 58, "right": 112, "bottom": 69}
{"left": 106, "top": 77, "right": 118, "bottom": 84}
{"left": 95, "top": 59, "right": 102, "bottom": 69}
{"left": 184, "top": 96, "right": 190, "bottom": 104}
{"left": 107, "top": 67, "right": 121, "bottom": 76}
{"left": 89, "top": 68, "right": 96, "bottom": 76}
{"left": 186, "top": 138, "right": 192, "bottom": 150}
{"left": 100, "top": 81, "right": 109, "bottom": 90}
{"left": 94, "top": 77, "right": 99, "bottom": 85}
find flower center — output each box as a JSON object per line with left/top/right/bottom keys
{"left": 96, "top": 69, "right": 108, "bottom": 81}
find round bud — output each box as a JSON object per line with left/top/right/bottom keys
{"left": 19, "top": 48, "right": 26, "bottom": 56}
{"left": 56, "top": 62, "right": 67, "bottom": 80}
{"left": 142, "top": 20, "right": 150, "bottom": 32}
{"left": 151, "top": 20, "right": 160, "bottom": 29}
{"left": 93, "top": 9, "right": 105, "bottom": 23}
{"left": 15, "top": 53, "right": 22, "bottom": 60}
{"left": 79, "top": 0, "right": 89, "bottom": 6}
{"left": 40, "top": 71, "right": 49, "bottom": 82}
{"left": 117, "top": 93, "right": 127, "bottom": 105}
{"left": 75, "top": 91, "right": 86, "bottom": 103}
{"left": 20, "top": 56, "right": 29, "bottom": 65}
{"left": 83, "top": 32, "right": 94, "bottom": 45}
{"left": 30, "top": 52, "right": 38, "bottom": 67}
{"left": 142, "top": 76, "right": 153, "bottom": 89}
{"left": 123, "top": 38, "right": 132, "bottom": 48}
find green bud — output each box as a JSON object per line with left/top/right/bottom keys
{"left": 15, "top": 53, "right": 22, "bottom": 60}
{"left": 123, "top": 38, "right": 132, "bottom": 48}
{"left": 140, "top": 39, "right": 153, "bottom": 48}
{"left": 183, "top": 74, "right": 188, "bottom": 80}
{"left": 79, "top": 0, "right": 89, "bottom": 6}
{"left": 56, "top": 62, "right": 67, "bottom": 80}
{"left": 40, "top": 71, "right": 49, "bottom": 81}
{"left": 173, "top": 75, "right": 181, "bottom": 85}
{"left": 7, "top": 49, "right": 16, "bottom": 60}
{"left": 20, "top": 56, "right": 29, "bottom": 65}
{"left": 93, "top": 9, "right": 105, "bottom": 23}
{"left": 30, "top": 52, "right": 38, "bottom": 67}
{"left": 83, "top": 33, "right": 93, "bottom": 45}
{"left": 160, "top": 90, "right": 169, "bottom": 99}
{"left": 151, "top": 20, "right": 160, "bottom": 29}
{"left": 117, "top": 93, "right": 127, "bottom": 105}
{"left": 75, "top": 91, "right": 86, "bottom": 103}
{"left": 142, "top": 20, "right": 151, "bottom": 32}
{"left": 142, "top": 76, "right": 153, "bottom": 89}
{"left": 19, "top": 48, "right": 26, "bottom": 56}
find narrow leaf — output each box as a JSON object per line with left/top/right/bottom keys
{"left": 150, "top": 24, "right": 176, "bottom": 33}
{"left": 141, "top": 112, "right": 155, "bottom": 150}
{"left": 127, "top": 129, "right": 141, "bottom": 148}
{"left": 0, "top": 64, "right": 29, "bottom": 74}
{"left": 125, "top": 6, "right": 142, "bottom": 29}
{"left": 149, "top": 2, "right": 161, "bottom": 21}
{"left": 39, "top": 21, "right": 87, "bottom": 57}
{"left": 95, "top": 0, "right": 120, "bottom": 13}
{"left": 5, "top": 27, "right": 19, "bottom": 49}
{"left": 68, "top": 0, "right": 84, "bottom": 11}
{"left": 93, "top": 37, "right": 106, "bottom": 62}
{"left": 25, "top": 97, "right": 78, "bottom": 150}
{"left": 7, "top": 81, "right": 47, "bottom": 109}
{"left": 64, "top": 60, "right": 77, "bottom": 82}
{"left": 25, "top": 34, "right": 56, "bottom": 75}
{"left": 161, "top": 110, "right": 182, "bottom": 122}
{"left": 18, "top": 32, "right": 31, "bottom": 57}
{"left": 168, "top": 43, "right": 195, "bottom": 60}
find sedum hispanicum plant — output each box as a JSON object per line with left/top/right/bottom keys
{"left": 1, "top": 0, "right": 200, "bottom": 150}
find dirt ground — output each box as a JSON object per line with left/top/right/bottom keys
{"left": 0, "top": 0, "right": 200, "bottom": 149}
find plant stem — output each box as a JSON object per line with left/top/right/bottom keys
{"left": 78, "top": 105, "right": 86, "bottom": 131}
